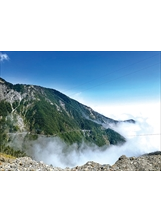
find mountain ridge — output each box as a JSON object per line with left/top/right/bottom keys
{"left": 0, "top": 77, "right": 135, "bottom": 157}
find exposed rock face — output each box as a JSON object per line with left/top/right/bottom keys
{"left": 110, "top": 152, "right": 161, "bottom": 171}
{"left": 0, "top": 77, "right": 131, "bottom": 151}
{"left": 0, "top": 151, "right": 161, "bottom": 171}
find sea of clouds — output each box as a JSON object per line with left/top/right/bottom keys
{"left": 31, "top": 101, "right": 160, "bottom": 168}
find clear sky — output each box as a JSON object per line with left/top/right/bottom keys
{"left": 0, "top": 51, "right": 160, "bottom": 113}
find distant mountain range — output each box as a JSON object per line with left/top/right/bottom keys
{"left": 0, "top": 77, "right": 135, "bottom": 156}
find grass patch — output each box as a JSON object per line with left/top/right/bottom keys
{"left": 0, "top": 152, "right": 16, "bottom": 159}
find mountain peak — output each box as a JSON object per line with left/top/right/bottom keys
{"left": 0, "top": 78, "right": 135, "bottom": 158}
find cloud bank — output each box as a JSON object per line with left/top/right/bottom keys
{"left": 31, "top": 101, "right": 160, "bottom": 168}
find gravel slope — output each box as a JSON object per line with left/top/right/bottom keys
{"left": 0, "top": 151, "right": 161, "bottom": 171}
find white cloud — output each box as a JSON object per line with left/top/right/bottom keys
{"left": 88, "top": 100, "right": 160, "bottom": 120}
{"left": 0, "top": 52, "right": 9, "bottom": 62}
{"left": 30, "top": 100, "right": 160, "bottom": 168}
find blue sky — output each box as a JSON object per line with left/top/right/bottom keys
{"left": 0, "top": 51, "right": 160, "bottom": 108}
{"left": 0, "top": 51, "right": 160, "bottom": 163}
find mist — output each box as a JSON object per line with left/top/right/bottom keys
{"left": 31, "top": 101, "right": 160, "bottom": 168}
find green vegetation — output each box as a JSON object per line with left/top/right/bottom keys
{"left": 0, "top": 79, "right": 127, "bottom": 154}
{"left": 24, "top": 95, "right": 115, "bottom": 146}
{"left": 0, "top": 145, "right": 27, "bottom": 158}
{"left": 105, "top": 128, "right": 126, "bottom": 145}
{"left": 0, "top": 152, "right": 16, "bottom": 160}
{"left": 0, "top": 117, "right": 8, "bottom": 148}
{"left": 0, "top": 101, "right": 12, "bottom": 116}
{"left": 0, "top": 116, "right": 26, "bottom": 158}
{"left": 13, "top": 84, "right": 25, "bottom": 93}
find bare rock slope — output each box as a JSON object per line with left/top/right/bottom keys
{"left": 1, "top": 151, "right": 161, "bottom": 171}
